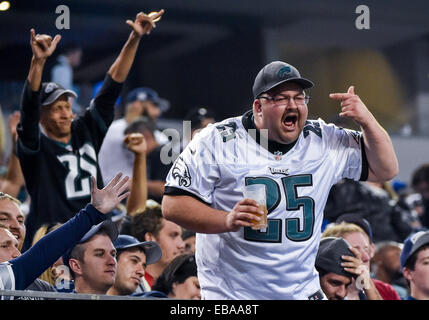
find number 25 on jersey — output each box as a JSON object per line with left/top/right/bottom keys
{"left": 244, "top": 174, "right": 315, "bottom": 243}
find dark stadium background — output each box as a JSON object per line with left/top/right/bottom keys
{"left": 0, "top": 0, "right": 428, "bottom": 181}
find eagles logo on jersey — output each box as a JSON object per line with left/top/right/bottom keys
{"left": 172, "top": 156, "right": 192, "bottom": 187}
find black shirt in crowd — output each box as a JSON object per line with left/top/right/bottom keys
{"left": 17, "top": 73, "right": 122, "bottom": 251}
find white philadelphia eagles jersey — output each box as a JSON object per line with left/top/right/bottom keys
{"left": 164, "top": 111, "right": 367, "bottom": 300}
{"left": 0, "top": 263, "right": 15, "bottom": 300}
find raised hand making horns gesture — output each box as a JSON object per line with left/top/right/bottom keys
{"left": 30, "top": 28, "right": 61, "bottom": 61}
{"left": 126, "top": 9, "right": 165, "bottom": 37}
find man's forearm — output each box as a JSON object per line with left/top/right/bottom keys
{"left": 0, "top": 153, "right": 24, "bottom": 198}
{"left": 127, "top": 153, "right": 148, "bottom": 215}
{"left": 18, "top": 78, "right": 43, "bottom": 151}
{"left": 27, "top": 57, "right": 46, "bottom": 91}
{"left": 362, "top": 118, "right": 399, "bottom": 182}
{"left": 162, "top": 195, "right": 229, "bottom": 233}
{"left": 108, "top": 32, "right": 141, "bottom": 83}
{"left": 147, "top": 180, "right": 165, "bottom": 198}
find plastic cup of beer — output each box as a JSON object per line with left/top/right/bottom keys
{"left": 243, "top": 184, "right": 268, "bottom": 230}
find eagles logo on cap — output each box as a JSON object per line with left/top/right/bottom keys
{"left": 40, "top": 82, "right": 78, "bottom": 106}
{"left": 277, "top": 66, "right": 292, "bottom": 80}
{"left": 45, "top": 83, "right": 58, "bottom": 94}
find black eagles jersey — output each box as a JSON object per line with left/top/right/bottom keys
{"left": 17, "top": 73, "right": 122, "bottom": 251}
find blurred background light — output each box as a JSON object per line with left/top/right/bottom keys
{"left": 0, "top": 1, "right": 10, "bottom": 11}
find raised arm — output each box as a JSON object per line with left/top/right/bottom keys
{"left": 88, "top": 10, "right": 165, "bottom": 133}
{"left": 329, "top": 86, "right": 399, "bottom": 182}
{"left": 162, "top": 195, "right": 264, "bottom": 234}
{"left": 0, "top": 112, "right": 25, "bottom": 197}
{"left": 9, "top": 173, "right": 130, "bottom": 290}
{"left": 27, "top": 29, "right": 61, "bottom": 91}
{"left": 17, "top": 30, "right": 61, "bottom": 151}
{"left": 108, "top": 10, "right": 164, "bottom": 82}
{"left": 124, "top": 133, "right": 148, "bottom": 215}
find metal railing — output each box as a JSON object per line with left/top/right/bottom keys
{"left": 0, "top": 289, "right": 166, "bottom": 300}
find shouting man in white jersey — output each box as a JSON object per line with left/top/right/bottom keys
{"left": 162, "top": 61, "right": 399, "bottom": 300}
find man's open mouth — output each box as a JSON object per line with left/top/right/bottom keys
{"left": 283, "top": 115, "right": 298, "bottom": 128}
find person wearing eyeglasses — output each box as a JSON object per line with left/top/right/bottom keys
{"left": 162, "top": 61, "right": 398, "bottom": 299}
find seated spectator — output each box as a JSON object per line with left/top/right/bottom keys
{"left": 124, "top": 118, "right": 172, "bottom": 203}
{"left": 316, "top": 237, "right": 381, "bottom": 300}
{"left": 183, "top": 107, "right": 216, "bottom": 147}
{"left": 322, "top": 222, "right": 400, "bottom": 300}
{"left": 107, "top": 234, "right": 161, "bottom": 296}
{"left": 411, "top": 164, "right": 429, "bottom": 228}
{"left": 0, "top": 193, "right": 59, "bottom": 299}
{"left": 0, "top": 192, "right": 26, "bottom": 250}
{"left": 334, "top": 212, "right": 405, "bottom": 297}
{"left": 121, "top": 201, "right": 185, "bottom": 291}
{"left": 182, "top": 230, "right": 196, "bottom": 254}
{"left": 0, "top": 172, "right": 129, "bottom": 300}
{"left": 336, "top": 215, "right": 404, "bottom": 299}
{"left": 401, "top": 230, "right": 429, "bottom": 300}
{"left": 324, "top": 179, "right": 414, "bottom": 242}
{"left": 99, "top": 86, "right": 170, "bottom": 186}
{"left": 404, "top": 192, "right": 425, "bottom": 229}
{"left": 63, "top": 220, "right": 119, "bottom": 295}
{"left": 0, "top": 225, "right": 56, "bottom": 299}
{"left": 373, "top": 241, "right": 408, "bottom": 299}
{"left": 0, "top": 111, "right": 25, "bottom": 198}
{"left": 127, "top": 87, "right": 170, "bottom": 144}
{"left": 152, "top": 254, "right": 200, "bottom": 300}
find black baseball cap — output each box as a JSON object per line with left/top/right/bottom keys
{"left": 40, "top": 82, "right": 77, "bottom": 106}
{"left": 114, "top": 235, "right": 162, "bottom": 265}
{"left": 252, "top": 61, "right": 314, "bottom": 100}
{"left": 126, "top": 87, "right": 170, "bottom": 113}
{"left": 62, "top": 220, "right": 118, "bottom": 268}
{"left": 400, "top": 230, "right": 429, "bottom": 270}
{"left": 315, "top": 237, "right": 357, "bottom": 279}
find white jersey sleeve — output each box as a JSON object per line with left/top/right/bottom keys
{"left": 0, "top": 262, "right": 15, "bottom": 300}
{"left": 165, "top": 123, "right": 221, "bottom": 204}
{"left": 318, "top": 119, "right": 368, "bottom": 182}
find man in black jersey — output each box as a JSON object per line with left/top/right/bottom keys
{"left": 17, "top": 10, "right": 164, "bottom": 251}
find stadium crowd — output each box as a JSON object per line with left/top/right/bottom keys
{"left": 0, "top": 9, "right": 429, "bottom": 300}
